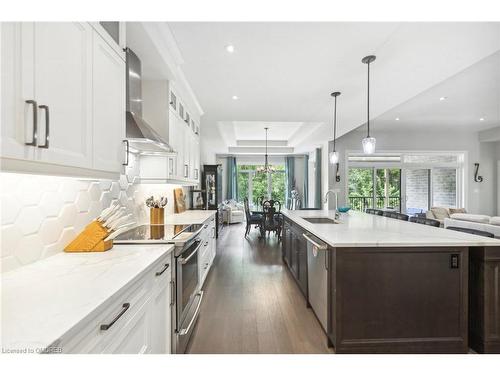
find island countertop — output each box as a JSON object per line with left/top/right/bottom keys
{"left": 281, "top": 209, "right": 500, "bottom": 248}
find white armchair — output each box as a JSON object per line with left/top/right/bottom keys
{"left": 222, "top": 200, "right": 245, "bottom": 224}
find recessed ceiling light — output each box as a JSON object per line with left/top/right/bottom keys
{"left": 439, "top": 96, "right": 447, "bottom": 101}
{"left": 480, "top": 117, "right": 485, "bottom": 121}
{"left": 395, "top": 117, "right": 400, "bottom": 121}
{"left": 232, "top": 95, "right": 239, "bottom": 100}
{"left": 226, "top": 45, "right": 235, "bottom": 53}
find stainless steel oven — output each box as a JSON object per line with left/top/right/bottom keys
{"left": 114, "top": 223, "right": 204, "bottom": 353}
{"left": 174, "top": 235, "right": 204, "bottom": 353}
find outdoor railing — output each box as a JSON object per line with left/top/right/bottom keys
{"left": 348, "top": 196, "right": 401, "bottom": 212}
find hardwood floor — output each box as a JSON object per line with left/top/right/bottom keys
{"left": 187, "top": 222, "right": 334, "bottom": 354}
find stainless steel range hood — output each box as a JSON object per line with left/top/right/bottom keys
{"left": 125, "top": 48, "right": 174, "bottom": 154}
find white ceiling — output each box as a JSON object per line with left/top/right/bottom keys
{"left": 168, "top": 22, "right": 500, "bottom": 153}
{"left": 373, "top": 51, "right": 500, "bottom": 132}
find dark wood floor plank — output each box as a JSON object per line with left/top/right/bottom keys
{"left": 187, "top": 223, "right": 333, "bottom": 354}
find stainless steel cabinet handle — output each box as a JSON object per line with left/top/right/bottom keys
{"left": 170, "top": 280, "right": 175, "bottom": 306}
{"left": 155, "top": 263, "right": 170, "bottom": 276}
{"left": 180, "top": 241, "right": 202, "bottom": 264}
{"left": 302, "top": 233, "right": 328, "bottom": 250}
{"left": 100, "top": 303, "right": 130, "bottom": 331}
{"left": 25, "top": 100, "right": 38, "bottom": 146}
{"left": 37, "top": 105, "right": 49, "bottom": 148}
{"left": 122, "top": 140, "right": 129, "bottom": 166}
{"left": 178, "top": 291, "right": 203, "bottom": 336}
{"left": 184, "top": 164, "right": 188, "bottom": 178}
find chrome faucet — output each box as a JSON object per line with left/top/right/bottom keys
{"left": 324, "top": 189, "right": 340, "bottom": 219}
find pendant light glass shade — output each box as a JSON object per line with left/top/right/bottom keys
{"left": 361, "top": 55, "right": 376, "bottom": 155}
{"left": 361, "top": 136, "right": 376, "bottom": 154}
{"left": 329, "top": 151, "right": 339, "bottom": 164}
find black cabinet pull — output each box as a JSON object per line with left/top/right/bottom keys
{"left": 100, "top": 303, "right": 130, "bottom": 331}
{"left": 155, "top": 263, "right": 170, "bottom": 276}
{"left": 37, "top": 105, "right": 49, "bottom": 148}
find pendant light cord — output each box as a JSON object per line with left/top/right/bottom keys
{"left": 367, "top": 61, "right": 370, "bottom": 137}
{"left": 333, "top": 95, "right": 337, "bottom": 151}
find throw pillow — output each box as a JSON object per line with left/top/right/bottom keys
{"left": 449, "top": 208, "right": 466, "bottom": 215}
{"left": 431, "top": 207, "right": 450, "bottom": 220}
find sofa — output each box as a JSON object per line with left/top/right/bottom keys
{"left": 425, "top": 207, "right": 467, "bottom": 226}
{"left": 444, "top": 214, "right": 500, "bottom": 238}
{"left": 222, "top": 200, "right": 245, "bottom": 224}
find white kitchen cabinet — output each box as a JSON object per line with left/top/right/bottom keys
{"left": 30, "top": 22, "right": 93, "bottom": 168}
{"left": 59, "top": 251, "right": 173, "bottom": 354}
{"left": 1, "top": 22, "right": 125, "bottom": 178}
{"left": 1, "top": 23, "right": 36, "bottom": 162}
{"left": 198, "top": 215, "right": 217, "bottom": 288}
{"left": 150, "top": 260, "right": 173, "bottom": 354}
{"left": 92, "top": 30, "right": 126, "bottom": 173}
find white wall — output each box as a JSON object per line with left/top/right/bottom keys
{"left": 329, "top": 126, "right": 499, "bottom": 215}
{"left": 0, "top": 154, "right": 190, "bottom": 273}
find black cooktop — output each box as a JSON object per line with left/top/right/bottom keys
{"left": 113, "top": 224, "right": 203, "bottom": 244}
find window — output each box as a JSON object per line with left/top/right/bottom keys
{"left": 237, "top": 164, "right": 286, "bottom": 208}
{"left": 179, "top": 103, "right": 184, "bottom": 119}
{"left": 348, "top": 168, "right": 401, "bottom": 211}
{"left": 169, "top": 91, "right": 177, "bottom": 110}
{"left": 347, "top": 151, "right": 464, "bottom": 215}
{"left": 432, "top": 168, "right": 457, "bottom": 207}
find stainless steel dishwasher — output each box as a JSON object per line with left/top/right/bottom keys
{"left": 303, "top": 232, "right": 328, "bottom": 331}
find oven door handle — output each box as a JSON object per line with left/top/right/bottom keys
{"left": 178, "top": 291, "right": 204, "bottom": 336}
{"left": 180, "top": 240, "right": 202, "bottom": 265}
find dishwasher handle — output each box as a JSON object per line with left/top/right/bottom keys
{"left": 302, "top": 233, "right": 328, "bottom": 250}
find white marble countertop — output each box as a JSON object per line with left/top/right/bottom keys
{"left": 1, "top": 243, "right": 174, "bottom": 352}
{"left": 165, "top": 210, "right": 216, "bottom": 225}
{"left": 282, "top": 209, "right": 500, "bottom": 248}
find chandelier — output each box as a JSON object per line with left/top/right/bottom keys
{"left": 256, "top": 127, "right": 276, "bottom": 174}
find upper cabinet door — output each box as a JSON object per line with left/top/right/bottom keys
{"left": 33, "top": 22, "right": 93, "bottom": 169}
{"left": 92, "top": 31, "right": 126, "bottom": 173}
{"left": 0, "top": 23, "right": 36, "bottom": 162}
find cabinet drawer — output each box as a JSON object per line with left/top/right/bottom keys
{"left": 152, "top": 252, "right": 173, "bottom": 293}
{"left": 61, "top": 271, "right": 151, "bottom": 353}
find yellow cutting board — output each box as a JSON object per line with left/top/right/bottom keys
{"left": 174, "top": 188, "right": 186, "bottom": 213}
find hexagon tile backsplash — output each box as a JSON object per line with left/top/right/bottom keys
{"left": 0, "top": 154, "right": 185, "bottom": 273}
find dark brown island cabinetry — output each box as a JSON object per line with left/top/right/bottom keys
{"left": 282, "top": 218, "right": 308, "bottom": 298}
{"left": 329, "top": 246, "right": 469, "bottom": 353}
{"left": 469, "top": 246, "right": 500, "bottom": 353}
{"left": 281, "top": 216, "right": 472, "bottom": 353}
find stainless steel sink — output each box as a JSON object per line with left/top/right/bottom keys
{"left": 302, "top": 217, "right": 338, "bottom": 224}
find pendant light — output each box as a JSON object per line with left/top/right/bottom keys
{"left": 361, "top": 55, "right": 377, "bottom": 154}
{"left": 329, "top": 91, "right": 341, "bottom": 164}
{"left": 256, "top": 127, "right": 276, "bottom": 174}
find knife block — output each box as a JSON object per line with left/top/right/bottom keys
{"left": 150, "top": 208, "right": 165, "bottom": 225}
{"left": 64, "top": 220, "right": 113, "bottom": 252}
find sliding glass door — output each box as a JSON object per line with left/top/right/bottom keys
{"left": 348, "top": 168, "right": 401, "bottom": 212}
{"left": 237, "top": 165, "right": 286, "bottom": 209}
{"left": 403, "top": 168, "right": 458, "bottom": 215}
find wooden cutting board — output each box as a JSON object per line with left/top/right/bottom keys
{"left": 174, "top": 188, "right": 186, "bottom": 213}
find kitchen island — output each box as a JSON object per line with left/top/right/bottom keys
{"left": 281, "top": 209, "right": 500, "bottom": 354}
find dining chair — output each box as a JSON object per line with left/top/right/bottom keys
{"left": 243, "top": 198, "right": 263, "bottom": 237}
{"left": 261, "top": 200, "right": 282, "bottom": 240}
